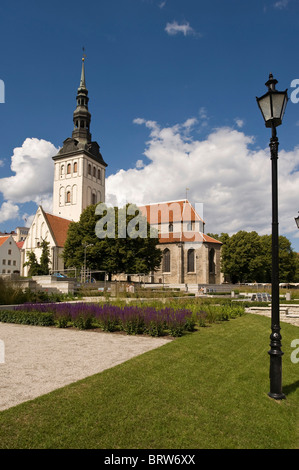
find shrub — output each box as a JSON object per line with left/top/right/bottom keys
{"left": 0, "top": 309, "right": 54, "bottom": 326}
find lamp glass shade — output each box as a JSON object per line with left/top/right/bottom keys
{"left": 257, "top": 90, "right": 288, "bottom": 128}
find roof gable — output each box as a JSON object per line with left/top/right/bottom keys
{"left": 139, "top": 200, "right": 204, "bottom": 224}
{"left": 44, "top": 212, "right": 72, "bottom": 247}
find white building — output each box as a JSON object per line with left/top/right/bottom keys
{"left": 0, "top": 235, "right": 21, "bottom": 275}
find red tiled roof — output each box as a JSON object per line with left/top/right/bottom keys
{"left": 16, "top": 241, "right": 24, "bottom": 249}
{"left": 44, "top": 212, "right": 72, "bottom": 247}
{"left": 0, "top": 236, "right": 10, "bottom": 247}
{"left": 139, "top": 200, "right": 204, "bottom": 224}
{"left": 158, "top": 231, "right": 222, "bottom": 245}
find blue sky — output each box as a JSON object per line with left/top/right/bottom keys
{"left": 1, "top": 0, "right": 299, "bottom": 251}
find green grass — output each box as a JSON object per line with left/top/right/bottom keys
{"left": 0, "top": 313, "right": 298, "bottom": 449}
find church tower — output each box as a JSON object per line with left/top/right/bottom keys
{"left": 52, "top": 56, "right": 107, "bottom": 221}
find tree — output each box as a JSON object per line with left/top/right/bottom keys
{"left": 62, "top": 203, "right": 162, "bottom": 279}
{"left": 23, "top": 240, "right": 51, "bottom": 276}
{"left": 208, "top": 230, "right": 299, "bottom": 284}
{"left": 23, "top": 251, "right": 41, "bottom": 276}
{"left": 39, "top": 240, "right": 51, "bottom": 275}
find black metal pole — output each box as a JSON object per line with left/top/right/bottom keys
{"left": 268, "top": 124, "right": 285, "bottom": 400}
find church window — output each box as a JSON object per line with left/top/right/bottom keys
{"left": 61, "top": 165, "right": 64, "bottom": 176}
{"left": 67, "top": 163, "right": 71, "bottom": 174}
{"left": 88, "top": 164, "right": 91, "bottom": 175}
{"left": 92, "top": 192, "right": 97, "bottom": 205}
{"left": 66, "top": 191, "right": 71, "bottom": 204}
{"left": 169, "top": 223, "right": 173, "bottom": 233}
{"left": 209, "top": 248, "right": 215, "bottom": 274}
{"left": 98, "top": 169, "right": 101, "bottom": 180}
{"left": 73, "top": 162, "right": 78, "bottom": 172}
{"left": 162, "top": 248, "right": 171, "bottom": 272}
{"left": 80, "top": 120, "right": 84, "bottom": 128}
{"left": 93, "top": 166, "right": 96, "bottom": 178}
{"left": 187, "top": 249, "right": 195, "bottom": 273}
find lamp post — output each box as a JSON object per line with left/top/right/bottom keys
{"left": 256, "top": 73, "right": 288, "bottom": 400}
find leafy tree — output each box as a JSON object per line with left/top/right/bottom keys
{"left": 208, "top": 230, "right": 299, "bottom": 283}
{"left": 24, "top": 251, "right": 41, "bottom": 276}
{"left": 23, "top": 240, "right": 51, "bottom": 276}
{"left": 62, "top": 203, "right": 162, "bottom": 279}
{"left": 39, "top": 240, "right": 51, "bottom": 275}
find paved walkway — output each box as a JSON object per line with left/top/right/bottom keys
{"left": 0, "top": 323, "right": 171, "bottom": 411}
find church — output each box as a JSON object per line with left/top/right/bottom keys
{"left": 21, "top": 58, "right": 222, "bottom": 285}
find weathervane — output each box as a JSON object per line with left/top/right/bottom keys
{"left": 82, "top": 46, "right": 86, "bottom": 61}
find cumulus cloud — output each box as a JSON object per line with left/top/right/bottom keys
{"left": 106, "top": 118, "right": 299, "bottom": 241}
{"left": 165, "top": 21, "right": 200, "bottom": 37}
{"left": 0, "top": 138, "right": 58, "bottom": 209}
{"left": 0, "top": 201, "right": 19, "bottom": 223}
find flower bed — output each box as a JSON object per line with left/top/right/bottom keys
{"left": 7, "top": 303, "right": 197, "bottom": 337}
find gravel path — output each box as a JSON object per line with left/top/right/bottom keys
{"left": 0, "top": 323, "right": 171, "bottom": 411}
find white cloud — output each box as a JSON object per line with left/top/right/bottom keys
{"left": 274, "top": 0, "right": 289, "bottom": 8}
{"left": 136, "top": 159, "right": 145, "bottom": 169}
{"left": 106, "top": 118, "right": 299, "bottom": 241}
{"left": 235, "top": 118, "right": 244, "bottom": 128}
{"left": 0, "top": 138, "right": 57, "bottom": 209}
{"left": 165, "top": 21, "right": 199, "bottom": 37}
{"left": 0, "top": 201, "right": 19, "bottom": 223}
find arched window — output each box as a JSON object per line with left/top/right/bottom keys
{"left": 73, "top": 162, "right": 78, "bottom": 173}
{"left": 209, "top": 248, "right": 215, "bottom": 274}
{"left": 88, "top": 163, "right": 91, "bottom": 175}
{"left": 66, "top": 191, "right": 71, "bottom": 204}
{"left": 187, "top": 249, "right": 195, "bottom": 273}
{"left": 92, "top": 192, "right": 97, "bottom": 205}
{"left": 162, "top": 248, "right": 171, "bottom": 272}
{"left": 80, "top": 120, "right": 84, "bottom": 128}
{"left": 93, "top": 166, "right": 96, "bottom": 178}
{"left": 60, "top": 165, "right": 64, "bottom": 176}
{"left": 98, "top": 169, "right": 101, "bottom": 181}
{"left": 67, "top": 163, "right": 71, "bottom": 174}
{"left": 169, "top": 223, "right": 173, "bottom": 233}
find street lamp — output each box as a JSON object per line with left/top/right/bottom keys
{"left": 256, "top": 73, "right": 288, "bottom": 400}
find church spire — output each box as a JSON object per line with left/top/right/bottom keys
{"left": 72, "top": 55, "right": 91, "bottom": 143}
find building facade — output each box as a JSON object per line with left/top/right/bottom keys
{"left": 139, "top": 200, "right": 222, "bottom": 284}
{"left": 0, "top": 235, "right": 21, "bottom": 275}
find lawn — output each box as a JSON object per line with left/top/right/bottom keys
{"left": 0, "top": 313, "right": 298, "bottom": 449}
